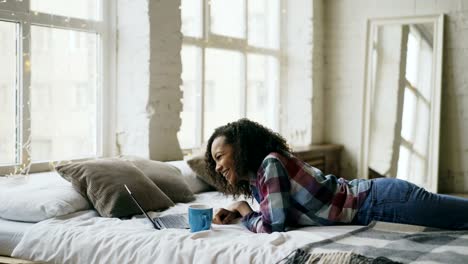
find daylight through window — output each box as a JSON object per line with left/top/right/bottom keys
{"left": 0, "top": 0, "right": 109, "bottom": 174}
{"left": 179, "top": 0, "right": 281, "bottom": 150}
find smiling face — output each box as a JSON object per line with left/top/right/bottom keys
{"left": 211, "top": 136, "right": 239, "bottom": 186}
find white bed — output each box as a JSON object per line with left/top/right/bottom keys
{"left": 7, "top": 191, "right": 361, "bottom": 264}
{"left": 3, "top": 161, "right": 468, "bottom": 264}
{"left": 0, "top": 218, "right": 34, "bottom": 256}
{"left": 4, "top": 167, "right": 467, "bottom": 263}
{"left": 0, "top": 162, "right": 364, "bottom": 263}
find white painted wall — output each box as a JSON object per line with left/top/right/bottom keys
{"left": 324, "top": 0, "right": 468, "bottom": 193}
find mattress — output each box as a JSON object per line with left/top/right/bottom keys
{"left": 0, "top": 218, "right": 34, "bottom": 256}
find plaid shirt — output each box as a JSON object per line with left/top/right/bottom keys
{"left": 241, "top": 152, "right": 371, "bottom": 233}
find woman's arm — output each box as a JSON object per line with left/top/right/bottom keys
{"left": 228, "top": 201, "right": 253, "bottom": 216}
{"left": 213, "top": 157, "right": 291, "bottom": 232}
{"left": 242, "top": 157, "right": 291, "bottom": 233}
{"left": 213, "top": 201, "right": 253, "bottom": 224}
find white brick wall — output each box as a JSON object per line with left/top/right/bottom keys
{"left": 312, "top": 0, "right": 325, "bottom": 144}
{"left": 281, "top": 0, "right": 324, "bottom": 147}
{"left": 147, "top": 0, "right": 183, "bottom": 161}
{"left": 281, "top": 0, "right": 314, "bottom": 146}
{"left": 324, "top": 0, "right": 468, "bottom": 193}
{"left": 116, "top": 0, "right": 150, "bottom": 157}
{"left": 116, "top": 0, "right": 183, "bottom": 161}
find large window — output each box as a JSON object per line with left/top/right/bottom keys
{"left": 0, "top": 0, "right": 112, "bottom": 174}
{"left": 179, "top": 0, "right": 281, "bottom": 149}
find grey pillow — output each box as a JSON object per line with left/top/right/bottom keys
{"left": 186, "top": 155, "right": 218, "bottom": 191}
{"left": 166, "top": 160, "right": 213, "bottom": 194}
{"left": 123, "top": 156, "right": 195, "bottom": 203}
{"left": 56, "top": 158, "right": 174, "bottom": 218}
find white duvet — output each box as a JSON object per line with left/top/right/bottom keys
{"left": 12, "top": 192, "right": 361, "bottom": 264}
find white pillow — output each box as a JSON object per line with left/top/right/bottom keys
{"left": 166, "top": 160, "right": 212, "bottom": 194}
{"left": 0, "top": 171, "right": 91, "bottom": 222}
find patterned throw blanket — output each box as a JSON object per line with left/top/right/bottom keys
{"left": 279, "top": 221, "right": 468, "bottom": 264}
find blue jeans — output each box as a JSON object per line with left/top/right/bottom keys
{"left": 353, "top": 178, "right": 468, "bottom": 230}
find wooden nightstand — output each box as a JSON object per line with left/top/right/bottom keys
{"left": 293, "top": 144, "right": 343, "bottom": 177}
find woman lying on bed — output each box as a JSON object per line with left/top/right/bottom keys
{"left": 206, "top": 118, "right": 468, "bottom": 233}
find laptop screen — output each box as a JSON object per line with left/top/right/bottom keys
{"left": 124, "top": 184, "right": 160, "bottom": 229}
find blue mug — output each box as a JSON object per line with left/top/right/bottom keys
{"left": 188, "top": 204, "right": 213, "bottom": 232}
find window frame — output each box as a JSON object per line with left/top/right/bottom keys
{"left": 180, "top": 0, "right": 283, "bottom": 150}
{"left": 0, "top": 0, "right": 115, "bottom": 175}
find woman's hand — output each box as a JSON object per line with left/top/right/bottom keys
{"left": 213, "top": 201, "right": 253, "bottom": 225}
{"left": 213, "top": 208, "right": 240, "bottom": 224}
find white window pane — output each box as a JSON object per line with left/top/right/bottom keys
{"left": 179, "top": 45, "right": 202, "bottom": 149}
{"left": 247, "top": 54, "right": 278, "bottom": 129}
{"left": 248, "top": 0, "right": 279, "bottom": 48}
{"left": 410, "top": 154, "right": 426, "bottom": 187}
{"left": 204, "top": 49, "right": 243, "bottom": 141}
{"left": 418, "top": 39, "right": 433, "bottom": 100}
{"left": 210, "top": 0, "right": 245, "bottom": 38}
{"left": 405, "top": 32, "right": 419, "bottom": 86}
{"left": 414, "top": 100, "right": 430, "bottom": 155}
{"left": 401, "top": 88, "right": 416, "bottom": 141}
{"left": 31, "top": 26, "right": 98, "bottom": 161}
{"left": 181, "top": 0, "right": 203, "bottom": 38}
{"left": 0, "top": 21, "right": 17, "bottom": 165}
{"left": 31, "top": 0, "right": 101, "bottom": 20}
{"left": 396, "top": 145, "right": 410, "bottom": 181}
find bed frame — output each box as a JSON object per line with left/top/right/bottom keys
{"left": 0, "top": 256, "right": 41, "bottom": 264}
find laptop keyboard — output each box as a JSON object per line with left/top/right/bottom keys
{"left": 154, "top": 214, "right": 189, "bottom": 229}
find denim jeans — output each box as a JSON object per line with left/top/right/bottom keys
{"left": 353, "top": 178, "right": 468, "bottom": 230}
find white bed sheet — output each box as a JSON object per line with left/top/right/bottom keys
{"left": 0, "top": 218, "right": 34, "bottom": 256}
{"left": 12, "top": 192, "right": 362, "bottom": 264}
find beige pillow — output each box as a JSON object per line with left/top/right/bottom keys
{"left": 166, "top": 160, "right": 213, "bottom": 194}
{"left": 186, "top": 155, "right": 218, "bottom": 191}
{"left": 123, "top": 157, "right": 195, "bottom": 203}
{"left": 56, "top": 158, "right": 174, "bottom": 218}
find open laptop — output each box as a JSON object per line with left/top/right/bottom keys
{"left": 124, "top": 184, "right": 189, "bottom": 230}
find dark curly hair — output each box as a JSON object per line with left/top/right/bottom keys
{"left": 205, "top": 118, "right": 291, "bottom": 197}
